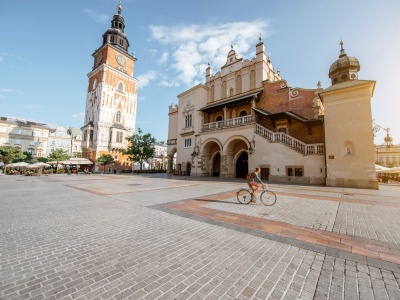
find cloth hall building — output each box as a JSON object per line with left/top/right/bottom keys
{"left": 167, "top": 39, "right": 378, "bottom": 189}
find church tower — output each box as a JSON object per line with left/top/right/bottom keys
{"left": 319, "top": 41, "right": 377, "bottom": 189}
{"left": 82, "top": 1, "right": 138, "bottom": 172}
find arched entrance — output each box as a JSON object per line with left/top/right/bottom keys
{"left": 212, "top": 152, "right": 221, "bottom": 177}
{"left": 236, "top": 151, "right": 248, "bottom": 178}
{"left": 167, "top": 147, "right": 177, "bottom": 174}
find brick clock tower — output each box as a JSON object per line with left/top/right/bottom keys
{"left": 82, "top": 1, "right": 138, "bottom": 172}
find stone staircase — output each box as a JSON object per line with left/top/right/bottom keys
{"left": 255, "top": 124, "right": 325, "bottom": 155}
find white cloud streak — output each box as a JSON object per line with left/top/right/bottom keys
{"left": 137, "top": 70, "right": 157, "bottom": 89}
{"left": 71, "top": 112, "right": 85, "bottom": 119}
{"left": 0, "top": 89, "right": 12, "bottom": 92}
{"left": 84, "top": 8, "right": 110, "bottom": 24}
{"left": 148, "top": 20, "right": 270, "bottom": 87}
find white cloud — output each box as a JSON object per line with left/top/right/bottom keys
{"left": 149, "top": 20, "right": 270, "bottom": 87}
{"left": 84, "top": 8, "right": 109, "bottom": 24}
{"left": 137, "top": 70, "right": 157, "bottom": 89}
{"left": 71, "top": 112, "right": 84, "bottom": 119}
{"left": 0, "top": 52, "right": 33, "bottom": 65}
{"left": 0, "top": 89, "right": 12, "bottom": 92}
{"left": 159, "top": 51, "right": 169, "bottom": 64}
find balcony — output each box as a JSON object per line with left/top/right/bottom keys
{"left": 202, "top": 115, "right": 254, "bottom": 131}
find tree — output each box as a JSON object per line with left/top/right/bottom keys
{"left": 37, "top": 157, "right": 48, "bottom": 163}
{"left": 14, "top": 151, "right": 33, "bottom": 163}
{"left": 48, "top": 149, "right": 70, "bottom": 173}
{"left": 125, "top": 128, "right": 156, "bottom": 171}
{"left": 0, "top": 146, "right": 26, "bottom": 175}
{"left": 73, "top": 152, "right": 82, "bottom": 158}
{"left": 96, "top": 154, "right": 115, "bottom": 173}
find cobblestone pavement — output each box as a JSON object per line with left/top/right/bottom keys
{"left": 1, "top": 174, "right": 400, "bottom": 300}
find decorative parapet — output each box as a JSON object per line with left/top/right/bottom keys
{"left": 167, "top": 139, "right": 177, "bottom": 145}
{"left": 169, "top": 104, "right": 178, "bottom": 114}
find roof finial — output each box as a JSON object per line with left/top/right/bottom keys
{"left": 259, "top": 33, "right": 262, "bottom": 42}
{"left": 231, "top": 42, "right": 233, "bottom": 49}
{"left": 117, "top": 0, "right": 122, "bottom": 14}
{"left": 339, "top": 39, "right": 346, "bottom": 58}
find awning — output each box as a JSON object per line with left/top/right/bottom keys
{"left": 199, "top": 90, "right": 262, "bottom": 113}
{"left": 60, "top": 158, "right": 94, "bottom": 165}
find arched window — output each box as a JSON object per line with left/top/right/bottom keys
{"left": 250, "top": 70, "right": 256, "bottom": 90}
{"left": 216, "top": 115, "right": 223, "bottom": 122}
{"left": 229, "top": 88, "right": 234, "bottom": 97}
{"left": 210, "top": 85, "right": 215, "bottom": 102}
{"left": 117, "top": 82, "right": 124, "bottom": 92}
{"left": 116, "top": 111, "right": 122, "bottom": 123}
{"left": 221, "top": 81, "right": 227, "bottom": 99}
{"left": 239, "top": 110, "right": 247, "bottom": 117}
{"left": 236, "top": 75, "right": 242, "bottom": 94}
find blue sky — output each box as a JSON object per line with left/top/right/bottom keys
{"left": 1, "top": 0, "right": 399, "bottom": 145}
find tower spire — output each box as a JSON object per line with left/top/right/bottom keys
{"left": 117, "top": 0, "right": 122, "bottom": 14}
{"left": 339, "top": 39, "right": 346, "bottom": 58}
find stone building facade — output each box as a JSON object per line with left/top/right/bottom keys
{"left": 167, "top": 39, "right": 377, "bottom": 189}
{"left": 0, "top": 117, "right": 50, "bottom": 158}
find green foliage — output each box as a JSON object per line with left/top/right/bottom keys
{"left": 125, "top": 128, "right": 156, "bottom": 170}
{"left": 73, "top": 152, "right": 82, "bottom": 158}
{"left": 37, "top": 157, "right": 48, "bottom": 163}
{"left": 0, "top": 146, "right": 26, "bottom": 175}
{"left": 48, "top": 148, "right": 70, "bottom": 173}
{"left": 13, "top": 151, "right": 33, "bottom": 163}
{"left": 96, "top": 154, "right": 115, "bottom": 172}
{"left": 0, "top": 146, "right": 26, "bottom": 164}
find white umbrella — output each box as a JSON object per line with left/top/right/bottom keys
{"left": 30, "top": 162, "right": 51, "bottom": 168}
{"left": 8, "top": 162, "right": 30, "bottom": 168}
{"left": 375, "top": 164, "right": 391, "bottom": 172}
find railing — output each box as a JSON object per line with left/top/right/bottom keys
{"left": 256, "top": 124, "right": 324, "bottom": 155}
{"left": 203, "top": 115, "right": 253, "bottom": 131}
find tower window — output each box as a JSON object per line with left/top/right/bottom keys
{"left": 117, "top": 82, "right": 124, "bottom": 92}
{"left": 116, "top": 111, "right": 122, "bottom": 123}
{"left": 119, "top": 39, "right": 124, "bottom": 46}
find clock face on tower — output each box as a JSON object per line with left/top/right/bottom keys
{"left": 116, "top": 54, "right": 126, "bottom": 66}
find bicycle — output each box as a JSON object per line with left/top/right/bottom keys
{"left": 237, "top": 184, "right": 277, "bottom": 206}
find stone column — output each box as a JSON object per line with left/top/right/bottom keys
{"left": 167, "top": 154, "right": 174, "bottom": 174}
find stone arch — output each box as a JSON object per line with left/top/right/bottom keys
{"left": 221, "top": 135, "right": 252, "bottom": 178}
{"left": 200, "top": 138, "right": 223, "bottom": 176}
{"left": 167, "top": 147, "right": 177, "bottom": 174}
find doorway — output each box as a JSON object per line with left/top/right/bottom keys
{"left": 236, "top": 152, "right": 248, "bottom": 178}
{"left": 212, "top": 153, "right": 220, "bottom": 176}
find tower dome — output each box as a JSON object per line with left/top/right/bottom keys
{"left": 328, "top": 41, "right": 360, "bottom": 85}
{"left": 101, "top": 1, "right": 130, "bottom": 52}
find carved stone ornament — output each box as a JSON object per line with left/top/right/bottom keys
{"left": 182, "top": 101, "right": 194, "bottom": 115}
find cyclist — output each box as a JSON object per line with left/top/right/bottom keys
{"left": 247, "top": 167, "right": 266, "bottom": 197}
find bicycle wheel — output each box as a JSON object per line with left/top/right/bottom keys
{"left": 260, "top": 190, "right": 277, "bottom": 206}
{"left": 237, "top": 189, "right": 252, "bottom": 204}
